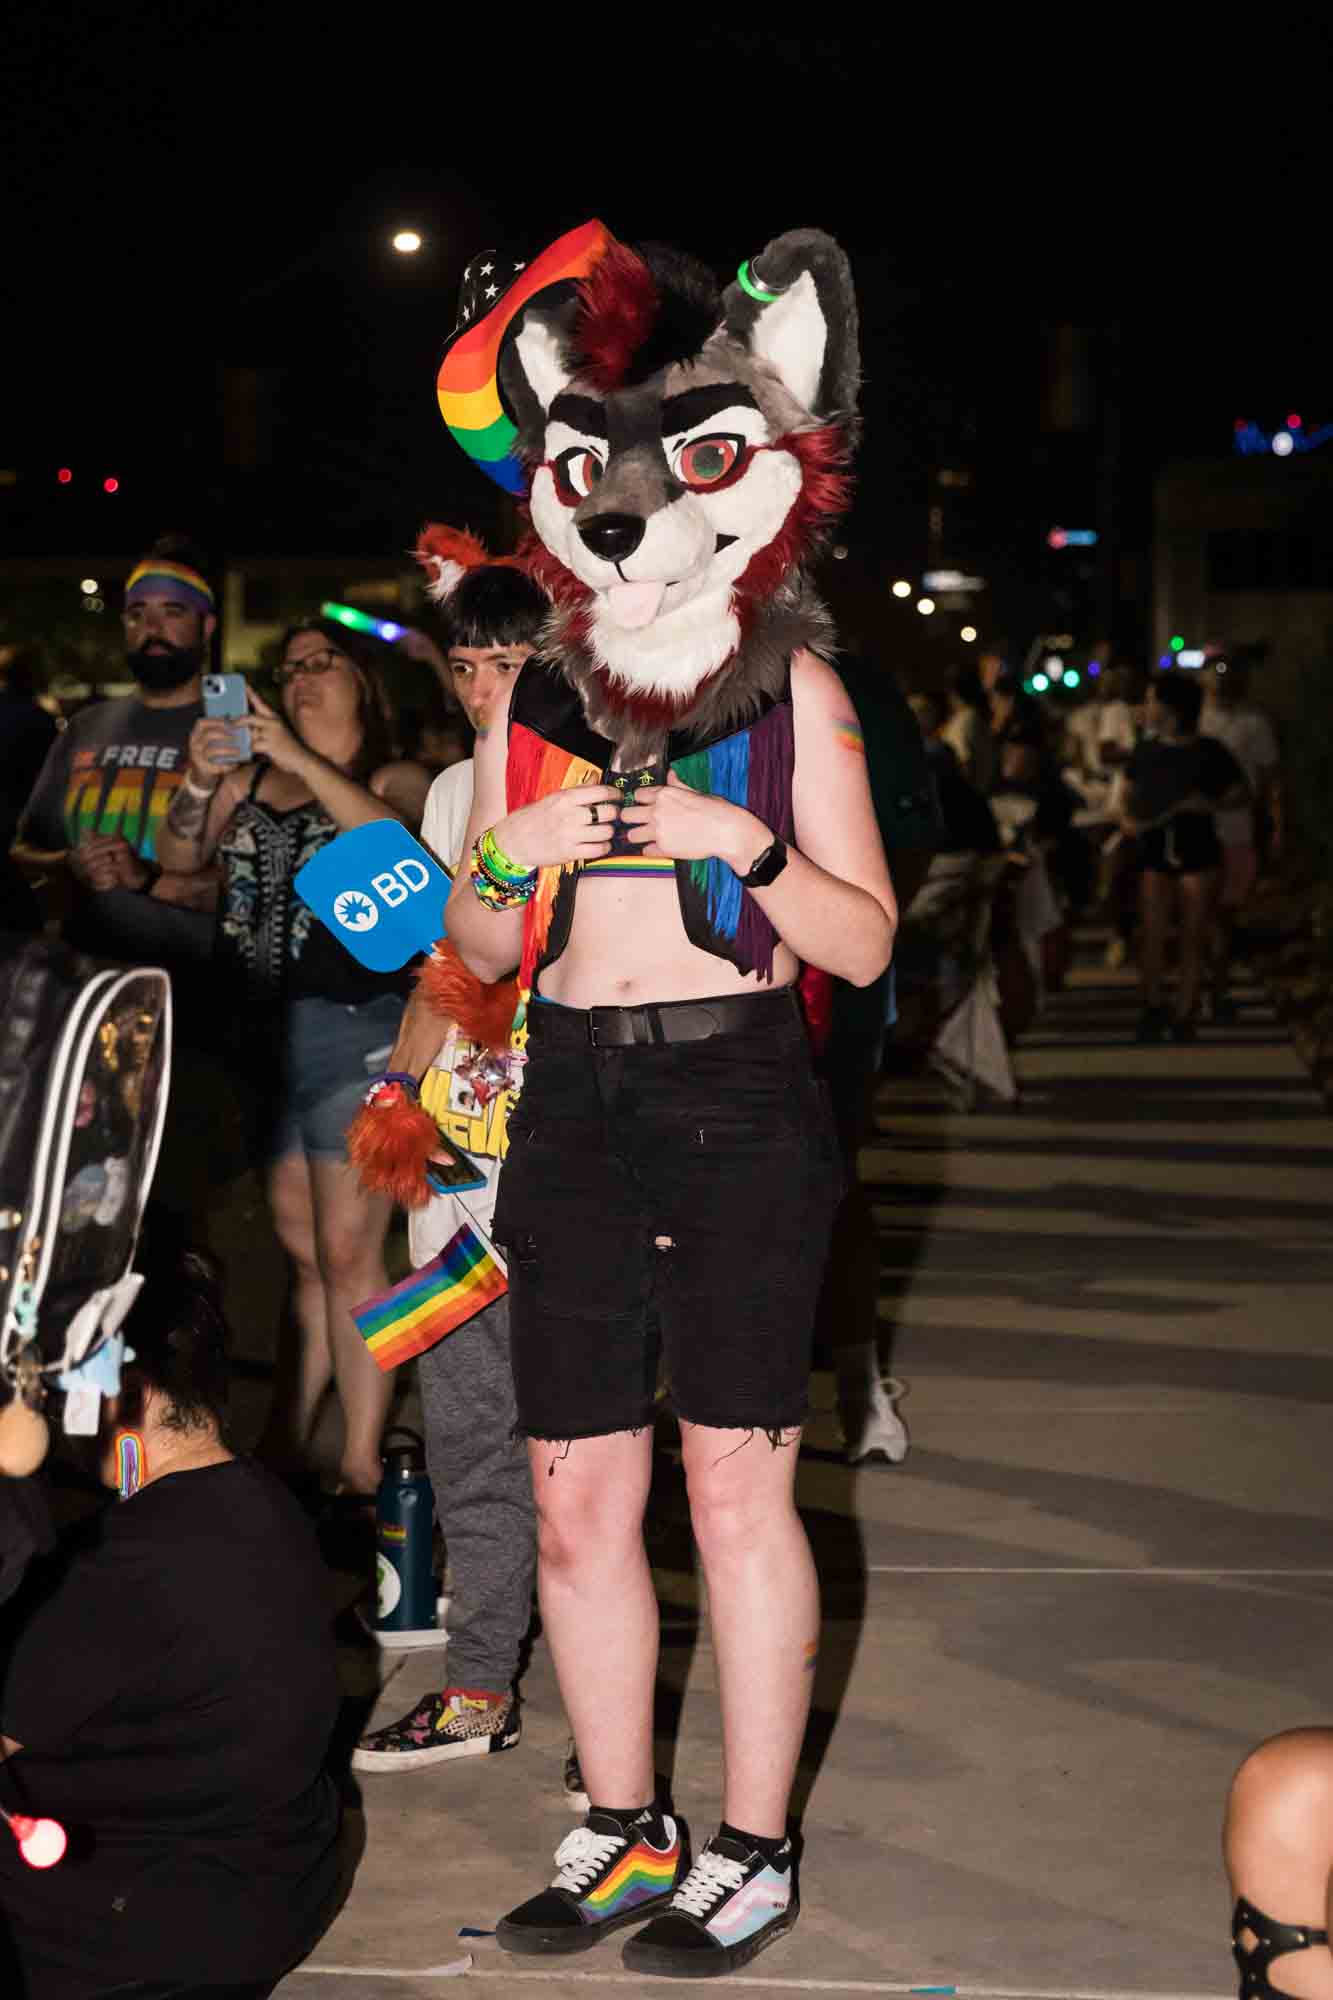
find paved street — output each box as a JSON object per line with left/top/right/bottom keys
{"left": 281, "top": 948, "right": 1333, "bottom": 1999}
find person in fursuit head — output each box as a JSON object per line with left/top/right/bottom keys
{"left": 346, "top": 533, "right": 557, "bottom": 1781}
{"left": 436, "top": 222, "right": 895, "bottom": 1977}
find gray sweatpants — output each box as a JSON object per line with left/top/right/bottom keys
{"left": 416, "top": 1295, "right": 537, "bottom": 1692}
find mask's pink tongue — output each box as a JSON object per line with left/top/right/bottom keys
{"left": 605, "top": 580, "right": 667, "bottom": 629}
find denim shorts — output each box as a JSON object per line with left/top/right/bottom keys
{"left": 492, "top": 987, "right": 843, "bottom": 1441}
{"left": 267, "top": 992, "right": 405, "bottom": 1163}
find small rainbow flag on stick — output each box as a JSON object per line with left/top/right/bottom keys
{"left": 353, "top": 1223, "right": 507, "bottom": 1372}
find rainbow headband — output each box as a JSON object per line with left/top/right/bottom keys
{"left": 124, "top": 560, "right": 215, "bottom": 615}
{"left": 436, "top": 218, "right": 613, "bottom": 495}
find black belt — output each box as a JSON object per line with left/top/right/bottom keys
{"left": 534, "top": 988, "right": 800, "bottom": 1049}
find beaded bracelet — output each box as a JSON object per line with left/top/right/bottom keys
{"left": 469, "top": 839, "right": 536, "bottom": 911}
{"left": 478, "top": 826, "right": 535, "bottom": 885}
{"left": 363, "top": 1070, "right": 421, "bottom": 1107}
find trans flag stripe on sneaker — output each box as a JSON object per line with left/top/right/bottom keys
{"left": 705, "top": 1866, "right": 792, "bottom": 1944}
{"left": 581, "top": 1836, "right": 680, "bottom": 1918}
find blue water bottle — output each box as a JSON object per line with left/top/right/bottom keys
{"left": 375, "top": 1428, "right": 437, "bottom": 1635}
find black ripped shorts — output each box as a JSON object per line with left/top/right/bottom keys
{"left": 492, "top": 986, "right": 844, "bottom": 1442}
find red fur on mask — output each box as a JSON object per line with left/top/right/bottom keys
{"left": 573, "top": 242, "right": 660, "bottom": 392}
{"left": 416, "top": 523, "right": 493, "bottom": 574}
{"left": 346, "top": 1092, "right": 441, "bottom": 1210}
{"left": 733, "top": 425, "right": 853, "bottom": 617}
{"left": 415, "top": 940, "right": 519, "bottom": 1052}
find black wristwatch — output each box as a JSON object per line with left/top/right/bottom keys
{"left": 739, "top": 834, "right": 788, "bottom": 889}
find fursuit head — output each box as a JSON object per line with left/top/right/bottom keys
{"left": 490, "top": 228, "right": 860, "bottom": 759}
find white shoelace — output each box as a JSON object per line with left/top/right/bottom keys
{"left": 551, "top": 1825, "right": 626, "bottom": 1894}
{"left": 670, "top": 1848, "right": 748, "bottom": 1918}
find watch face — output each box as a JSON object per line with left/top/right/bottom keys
{"left": 745, "top": 837, "right": 788, "bottom": 887}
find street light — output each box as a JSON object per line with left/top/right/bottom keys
{"left": 916, "top": 597, "right": 935, "bottom": 616}
{"left": 891, "top": 579, "right": 912, "bottom": 599}
{"left": 80, "top": 578, "right": 98, "bottom": 595}
{"left": 392, "top": 229, "right": 423, "bottom": 255}
{"left": 960, "top": 624, "right": 977, "bottom": 643}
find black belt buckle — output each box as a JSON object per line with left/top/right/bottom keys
{"left": 587, "top": 1005, "right": 638, "bottom": 1048}
{"left": 587, "top": 1004, "right": 666, "bottom": 1048}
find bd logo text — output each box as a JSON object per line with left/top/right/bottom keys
{"left": 333, "top": 858, "right": 433, "bottom": 933}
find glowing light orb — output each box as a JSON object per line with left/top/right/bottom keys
{"left": 916, "top": 597, "right": 935, "bottom": 616}
{"left": 11, "top": 1816, "right": 66, "bottom": 1869}
{"left": 392, "top": 230, "right": 422, "bottom": 255}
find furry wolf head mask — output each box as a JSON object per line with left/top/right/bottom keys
{"left": 436, "top": 221, "right": 859, "bottom": 748}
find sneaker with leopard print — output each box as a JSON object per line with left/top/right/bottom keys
{"left": 352, "top": 1687, "right": 519, "bottom": 1772}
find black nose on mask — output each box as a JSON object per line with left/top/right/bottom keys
{"left": 578, "top": 513, "right": 646, "bottom": 563}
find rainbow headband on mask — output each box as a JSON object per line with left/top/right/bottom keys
{"left": 436, "top": 218, "right": 613, "bottom": 495}
{"left": 124, "top": 560, "right": 215, "bottom": 616}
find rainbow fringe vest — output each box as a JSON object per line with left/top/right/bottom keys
{"left": 507, "top": 658, "right": 796, "bottom": 997}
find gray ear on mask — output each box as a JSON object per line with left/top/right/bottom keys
{"left": 719, "top": 230, "right": 860, "bottom": 436}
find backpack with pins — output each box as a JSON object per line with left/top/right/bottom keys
{"left": 0, "top": 935, "right": 172, "bottom": 1482}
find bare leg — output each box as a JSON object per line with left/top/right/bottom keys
{"left": 1138, "top": 869, "right": 1172, "bottom": 1008}
{"left": 1225, "top": 1729, "right": 1333, "bottom": 2000}
{"left": 529, "top": 1430, "right": 657, "bottom": 1808}
{"left": 1176, "top": 868, "right": 1219, "bottom": 1022}
{"left": 258, "top": 1151, "right": 332, "bottom": 1470}
{"left": 681, "top": 1423, "right": 818, "bottom": 1839}
{"left": 308, "top": 1156, "right": 395, "bottom": 1496}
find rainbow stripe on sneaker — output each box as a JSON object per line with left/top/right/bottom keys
{"left": 581, "top": 1832, "right": 680, "bottom": 1919}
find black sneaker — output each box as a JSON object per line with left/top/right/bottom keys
{"left": 496, "top": 1808, "right": 684, "bottom": 1956}
{"left": 622, "top": 1832, "right": 798, "bottom": 1978}
{"left": 1135, "top": 1004, "right": 1170, "bottom": 1044}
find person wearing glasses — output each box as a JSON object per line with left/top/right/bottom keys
{"left": 155, "top": 618, "right": 433, "bottom": 1498}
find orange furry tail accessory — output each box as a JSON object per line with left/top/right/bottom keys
{"left": 415, "top": 940, "right": 519, "bottom": 1051}
{"left": 415, "top": 523, "right": 527, "bottom": 605}
{"left": 347, "top": 1077, "right": 441, "bottom": 1210}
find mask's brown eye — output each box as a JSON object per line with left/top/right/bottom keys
{"left": 554, "top": 445, "right": 605, "bottom": 502}
{"left": 674, "top": 434, "right": 746, "bottom": 489}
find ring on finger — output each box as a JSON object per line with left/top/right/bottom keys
{"left": 587, "top": 803, "right": 600, "bottom": 827}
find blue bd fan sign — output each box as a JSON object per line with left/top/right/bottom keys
{"left": 295, "top": 823, "right": 451, "bottom": 970}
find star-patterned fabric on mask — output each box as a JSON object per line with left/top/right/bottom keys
{"left": 435, "top": 219, "right": 613, "bottom": 494}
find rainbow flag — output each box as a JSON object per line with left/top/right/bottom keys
{"left": 353, "top": 1222, "right": 507, "bottom": 1372}
{"left": 436, "top": 218, "right": 612, "bottom": 494}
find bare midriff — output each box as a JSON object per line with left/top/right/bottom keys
{"left": 535, "top": 873, "right": 798, "bottom": 1008}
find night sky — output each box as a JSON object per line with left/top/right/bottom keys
{"left": 6, "top": 12, "right": 1330, "bottom": 654}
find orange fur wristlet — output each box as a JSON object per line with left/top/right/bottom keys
{"left": 415, "top": 940, "right": 520, "bottom": 1052}
{"left": 346, "top": 1082, "right": 441, "bottom": 1210}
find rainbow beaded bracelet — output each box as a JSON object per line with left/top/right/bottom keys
{"left": 470, "top": 835, "right": 536, "bottom": 911}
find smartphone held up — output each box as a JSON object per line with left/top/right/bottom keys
{"left": 201, "top": 673, "right": 252, "bottom": 763}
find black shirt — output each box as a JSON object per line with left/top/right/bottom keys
{"left": 0, "top": 1459, "right": 341, "bottom": 1986}
{"left": 1125, "top": 733, "right": 1245, "bottom": 823}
